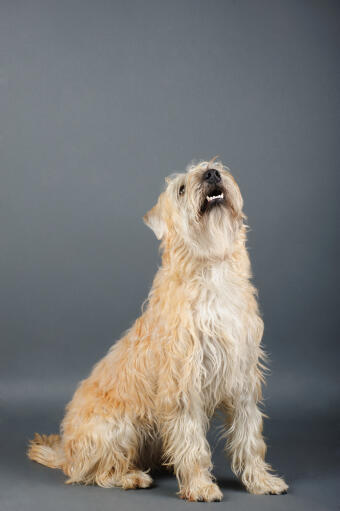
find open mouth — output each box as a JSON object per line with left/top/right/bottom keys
{"left": 200, "top": 187, "right": 225, "bottom": 214}
{"left": 206, "top": 192, "right": 224, "bottom": 203}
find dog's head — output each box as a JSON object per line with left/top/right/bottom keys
{"left": 143, "top": 160, "right": 245, "bottom": 259}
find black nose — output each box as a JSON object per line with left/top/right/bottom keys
{"left": 203, "top": 168, "right": 221, "bottom": 184}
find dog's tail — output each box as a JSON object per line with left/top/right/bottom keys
{"left": 27, "top": 433, "right": 65, "bottom": 469}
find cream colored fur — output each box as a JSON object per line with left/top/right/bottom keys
{"left": 28, "top": 159, "right": 288, "bottom": 501}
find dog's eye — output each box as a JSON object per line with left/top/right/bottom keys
{"left": 179, "top": 185, "right": 185, "bottom": 196}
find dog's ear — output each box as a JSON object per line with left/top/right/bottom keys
{"left": 143, "top": 197, "right": 167, "bottom": 240}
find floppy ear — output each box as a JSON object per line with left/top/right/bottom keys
{"left": 143, "top": 198, "right": 167, "bottom": 240}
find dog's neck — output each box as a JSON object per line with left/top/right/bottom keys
{"left": 160, "top": 224, "right": 250, "bottom": 280}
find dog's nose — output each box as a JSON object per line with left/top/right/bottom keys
{"left": 203, "top": 169, "right": 221, "bottom": 184}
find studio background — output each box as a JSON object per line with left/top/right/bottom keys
{"left": 1, "top": 1, "right": 339, "bottom": 510}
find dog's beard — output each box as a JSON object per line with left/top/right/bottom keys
{"left": 201, "top": 206, "right": 238, "bottom": 258}
{"left": 182, "top": 200, "right": 239, "bottom": 260}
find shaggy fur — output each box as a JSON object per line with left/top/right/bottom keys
{"left": 28, "top": 159, "right": 288, "bottom": 501}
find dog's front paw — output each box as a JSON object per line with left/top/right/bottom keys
{"left": 180, "top": 482, "right": 223, "bottom": 502}
{"left": 245, "top": 472, "right": 288, "bottom": 495}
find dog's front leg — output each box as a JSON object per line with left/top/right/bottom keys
{"left": 223, "top": 385, "right": 288, "bottom": 495}
{"left": 160, "top": 406, "right": 222, "bottom": 502}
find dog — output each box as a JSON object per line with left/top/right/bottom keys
{"left": 28, "top": 159, "right": 288, "bottom": 501}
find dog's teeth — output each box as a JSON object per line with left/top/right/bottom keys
{"left": 206, "top": 193, "right": 224, "bottom": 202}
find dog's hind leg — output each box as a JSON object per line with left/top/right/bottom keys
{"left": 62, "top": 416, "right": 153, "bottom": 489}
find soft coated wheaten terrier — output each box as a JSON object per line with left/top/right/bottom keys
{"left": 28, "top": 159, "right": 288, "bottom": 501}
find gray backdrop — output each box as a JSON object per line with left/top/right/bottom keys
{"left": 1, "top": 1, "right": 339, "bottom": 510}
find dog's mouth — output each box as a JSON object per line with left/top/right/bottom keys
{"left": 200, "top": 187, "right": 226, "bottom": 214}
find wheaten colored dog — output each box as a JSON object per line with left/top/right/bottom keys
{"left": 28, "top": 159, "right": 288, "bottom": 501}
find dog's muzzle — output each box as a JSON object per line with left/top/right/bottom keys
{"left": 200, "top": 169, "right": 225, "bottom": 213}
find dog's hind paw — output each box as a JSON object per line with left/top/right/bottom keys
{"left": 120, "top": 471, "right": 153, "bottom": 490}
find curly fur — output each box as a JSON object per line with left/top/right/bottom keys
{"left": 27, "top": 159, "right": 288, "bottom": 501}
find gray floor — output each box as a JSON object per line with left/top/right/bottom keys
{"left": 1, "top": 394, "right": 339, "bottom": 511}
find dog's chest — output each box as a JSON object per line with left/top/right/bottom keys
{"left": 194, "top": 264, "right": 247, "bottom": 340}
{"left": 193, "top": 264, "right": 251, "bottom": 402}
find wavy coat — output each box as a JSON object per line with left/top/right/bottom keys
{"left": 28, "top": 160, "right": 288, "bottom": 501}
